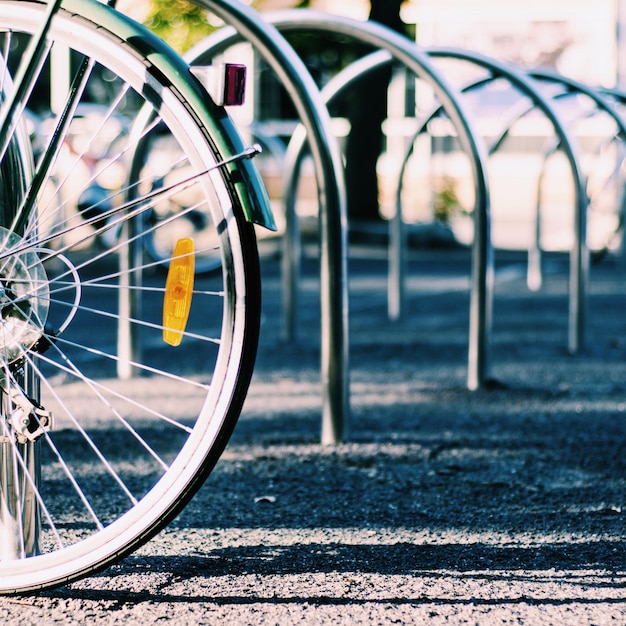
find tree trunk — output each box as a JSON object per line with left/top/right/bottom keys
{"left": 344, "top": 0, "right": 406, "bottom": 224}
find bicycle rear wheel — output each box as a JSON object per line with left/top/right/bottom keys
{"left": 0, "top": 0, "right": 265, "bottom": 593}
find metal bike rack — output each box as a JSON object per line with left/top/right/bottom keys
{"left": 526, "top": 70, "right": 626, "bottom": 288}
{"left": 423, "top": 48, "right": 590, "bottom": 355}
{"left": 598, "top": 86, "right": 626, "bottom": 262}
{"left": 443, "top": 61, "right": 626, "bottom": 353}
{"left": 260, "top": 10, "right": 492, "bottom": 392}
{"left": 459, "top": 70, "right": 626, "bottom": 292}
{"left": 277, "top": 47, "right": 493, "bottom": 390}
{"left": 279, "top": 50, "right": 395, "bottom": 333}
{"left": 188, "top": 0, "right": 348, "bottom": 444}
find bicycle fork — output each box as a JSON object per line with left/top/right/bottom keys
{"left": 0, "top": 439, "right": 40, "bottom": 560}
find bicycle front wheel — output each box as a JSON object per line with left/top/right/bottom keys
{"left": 0, "top": 0, "right": 264, "bottom": 593}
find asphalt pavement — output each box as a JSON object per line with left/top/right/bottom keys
{"left": 1, "top": 234, "right": 625, "bottom": 624}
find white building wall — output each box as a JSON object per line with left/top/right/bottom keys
{"left": 403, "top": 0, "right": 616, "bottom": 86}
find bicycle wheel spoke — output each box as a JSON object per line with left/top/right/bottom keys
{"left": 0, "top": 151, "right": 249, "bottom": 264}
{"left": 22, "top": 354, "right": 169, "bottom": 483}
{"left": 0, "top": 31, "right": 11, "bottom": 94}
{"left": 0, "top": 0, "right": 262, "bottom": 593}
{"left": 5, "top": 366, "right": 138, "bottom": 532}
{"left": 32, "top": 82, "right": 134, "bottom": 238}
{"left": 0, "top": 0, "right": 60, "bottom": 163}
{"left": 35, "top": 349, "right": 199, "bottom": 432}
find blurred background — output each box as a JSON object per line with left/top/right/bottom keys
{"left": 119, "top": 0, "right": 621, "bottom": 86}
{"left": 112, "top": 0, "right": 626, "bottom": 254}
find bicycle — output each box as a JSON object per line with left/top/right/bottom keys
{"left": 0, "top": 0, "right": 275, "bottom": 594}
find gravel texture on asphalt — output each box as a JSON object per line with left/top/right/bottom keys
{"left": 1, "top": 243, "right": 625, "bottom": 624}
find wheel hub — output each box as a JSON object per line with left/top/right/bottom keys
{"left": 0, "top": 227, "right": 50, "bottom": 363}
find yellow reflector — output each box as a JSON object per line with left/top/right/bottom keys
{"left": 163, "top": 238, "right": 195, "bottom": 346}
